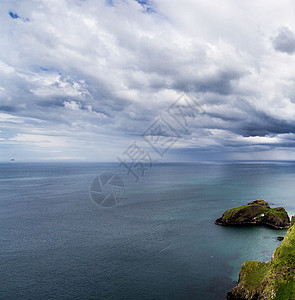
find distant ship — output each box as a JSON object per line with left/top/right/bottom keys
{"left": 10, "top": 158, "right": 15, "bottom": 162}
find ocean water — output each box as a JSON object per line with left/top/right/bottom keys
{"left": 1, "top": 162, "right": 295, "bottom": 299}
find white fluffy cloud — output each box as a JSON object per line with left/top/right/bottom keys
{"left": 1, "top": 0, "right": 295, "bottom": 161}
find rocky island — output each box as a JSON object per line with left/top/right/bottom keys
{"left": 215, "top": 199, "right": 290, "bottom": 229}
{"left": 227, "top": 224, "right": 295, "bottom": 299}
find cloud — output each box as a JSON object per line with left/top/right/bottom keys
{"left": 1, "top": 0, "right": 295, "bottom": 161}
{"left": 272, "top": 27, "right": 295, "bottom": 55}
{"left": 64, "top": 100, "right": 82, "bottom": 111}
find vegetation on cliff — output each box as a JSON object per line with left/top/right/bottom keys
{"left": 227, "top": 224, "right": 295, "bottom": 299}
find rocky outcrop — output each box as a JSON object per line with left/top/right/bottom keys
{"left": 215, "top": 199, "right": 290, "bottom": 229}
{"left": 227, "top": 225, "right": 295, "bottom": 300}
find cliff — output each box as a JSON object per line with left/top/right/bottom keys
{"left": 227, "top": 224, "right": 295, "bottom": 299}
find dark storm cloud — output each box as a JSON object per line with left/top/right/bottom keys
{"left": 193, "top": 69, "right": 247, "bottom": 95}
{"left": 272, "top": 27, "right": 295, "bottom": 55}
{"left": 240, "top": 114, "right": 295, "bottom": 137}
{"left": 0, "top": 106, "right": 18, "bottom": 112}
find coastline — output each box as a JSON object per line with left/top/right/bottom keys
{"left": 216, "top": 201, "right": 295, "bottom": 299}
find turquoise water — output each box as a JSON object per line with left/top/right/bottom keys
{"left": 1, "top": 162, "right": 295, "bottom": 299}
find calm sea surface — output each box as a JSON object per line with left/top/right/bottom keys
{"left": 1, "top": 162, "right": 295, "bottom": 299}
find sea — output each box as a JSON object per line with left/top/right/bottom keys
{"left": 1, "top": 161, "right": 295, "bottom": 299}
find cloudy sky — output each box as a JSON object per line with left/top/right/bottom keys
{"left": 1, "top": 0, "right": 295, "bottom": 162}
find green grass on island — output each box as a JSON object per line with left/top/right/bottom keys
{"left": 216, "top": 199, "right": 290, "bottom": 229}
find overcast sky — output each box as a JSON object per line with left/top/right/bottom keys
{"left": 1, "top": 0, "right": 295, "bottom": 162}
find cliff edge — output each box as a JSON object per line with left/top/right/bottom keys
{"left": 227, "top": 224, "right": 295, "bottom": 299}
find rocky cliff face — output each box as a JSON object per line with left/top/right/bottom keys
{"left": 215, "top": 200, "right": 290, "bottom": 229}
{"left": 227, "top": 225, "right": 295, "bottom": 300}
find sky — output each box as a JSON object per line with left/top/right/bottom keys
{"left": 1, "top": 0, "right": 295, "bottom": 162}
